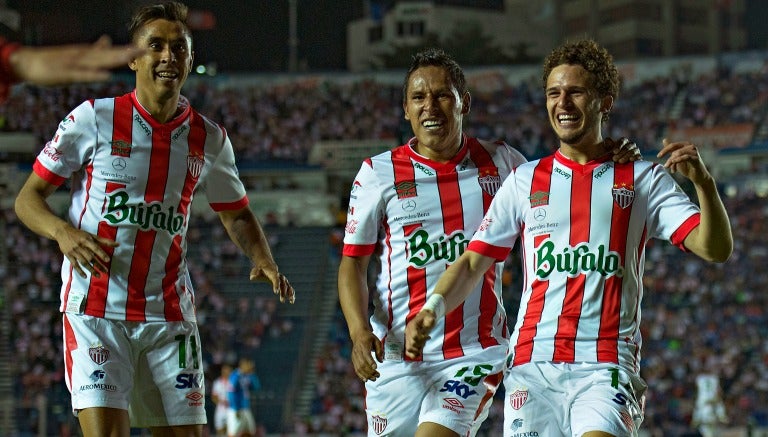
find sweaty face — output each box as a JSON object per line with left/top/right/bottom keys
{"left": 129, "top": 18, "right": 193, "bottom": 102}
{"left": 545, "top": 64, "right": 611, "bottom": 148}
{"left": 403, "top": 66, "right": 469, "bottom": 162}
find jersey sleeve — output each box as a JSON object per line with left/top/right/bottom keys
{"left": 32, "top": 101, "right": 97, "bottom": 186}
{"left": 647, "top": 165, "right": 701, "bottom": 250}
{"left": 0, "top": 37, "right": 21, "bottom": 102}
{"left": 342, "top": 160, "right": 385, "bottom": 257}
{"left": 467, "top": 169, "right": 523, "bottom": 261}
{"left": 205, "top": 131, "right": 249, "bottom": 211}
{"left": 498, "top": 141, "right": 529, "bottom": 169}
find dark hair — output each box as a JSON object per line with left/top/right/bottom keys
{"left": 128, "top": 1, "right": 190, "bottom": 42}
{"left": 542, "top": 39, "right": 619, "bottom": 121}
{"left": 403, "top": 48, "right": 467, "bottom": 100}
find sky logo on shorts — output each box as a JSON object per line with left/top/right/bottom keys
{"left": 509, "top": 389, "right": 528, "bottom": 410}
{"left": 89, "top": 345, "right": 110, "bottom": 365}
{"left": 371, "top": 414, "right": 387, "bottom": 435}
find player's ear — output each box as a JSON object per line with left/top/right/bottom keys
{"left": 461, "top": 91, "right": 471, "bottom": 115}
{"left": 600, "top": 95, "right": 614, "bottom": 114}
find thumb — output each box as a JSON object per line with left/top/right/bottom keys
{"left": 373, "top": 337, "right": 384, "bottom": 363}
{"left": 422, "top": 311, "right": 437, "bottom": 330}
{"left": 93, "top": 35, "right": 113, "bottom": 48}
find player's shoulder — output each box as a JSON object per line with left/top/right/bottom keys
{"left": 473, "top": 138, "right": 527, "bottom": 164}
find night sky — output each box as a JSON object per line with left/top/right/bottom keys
{"left": 5, "top": 0, "right": 768, "bottom": 73}
{"left": 7, "top": 0, "right": 365, "bottom": 72}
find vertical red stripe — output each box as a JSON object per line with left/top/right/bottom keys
{"left": 513, "top": 156, "right": 554, "bottom": 365}
{"left": 437, "top": 169, "right": 465, "bottom": 358}
{"left": 403, "top": 221, "right": 427, "bottom": 363}
{"left": 84, "top": 181, "right": 124, "bottom": 316}
{"left": 472, "top": 371, "right": 503, "bottom": 420}
{"left": 64, "top": 162, "right": 94, "bottom": 313}
{"left": 597, "top": 164, "right": 633, "bottom": 362}
{"left": 161, "top": 114, "right": 204, "bottom": 320}
{"left": 83, "top": 96, "right": 132, "bottom": 317}
{"left": 466, "top": 139, "right": 503, "bottom": 348}
{"left": 63, "top": 314, "right": 77, "bottom": 391}
{"left": 126, "top": 117, "right": 170, "bottom": 320}
{"left": 552, "top": 172, "right": 591, "bottom": 362}
{"left": 391, "top": 150, "right": 428, "bottom": 361}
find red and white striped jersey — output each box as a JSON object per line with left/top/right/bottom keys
{"left": 342, "top": 136, "right": 527, "bottom": 361}
{"left": 467, "top": 150, "right": 701, "bottom": 373}
{"left": 33, "top": 91, "right": 248, "bottom": 322}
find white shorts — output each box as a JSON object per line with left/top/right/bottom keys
{"left": 62, "top": 313, "right": 207, "bottom": 427}
{"left": 503, "top": 362, "right": 646, "bottom": 437}
{"left": 227, "top": 409, "right": 256, "bottom": 436}
{"left": 214, "top": 405, "right": 228, "bottom": 431}
{"left": 364, "top": 345, "right": 506, "bottom": 437}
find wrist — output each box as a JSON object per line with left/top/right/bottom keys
{"left": 422, "top": 294, "right": 446, "bottom": 319}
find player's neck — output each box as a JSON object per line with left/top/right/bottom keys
{"left": 134, "top": 90, "right": 182, "bottom": 124}
{"left": 558, "top": 137, "right": 606, "bottom": 164}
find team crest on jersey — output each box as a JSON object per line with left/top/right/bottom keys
{"left": 478, "top": 169, "right": 501, "bottom": 196}
{"left": 110, "top": 140, "right": 133, "bottom": 157}
{"left": 371, "top": 414, "right": 387, "bottom": 435}
{"left": 529, "top": 191, "right": 550, "bottom": 207}
{"left": 509, "top": 389, "right": 528, "bottom": 410}
{"left": 89, "top": 345, "right": 110, "bottom": 365}
{"left": 187, "top": 153, "right": 205, "bottom": 179}
{"left": 394, "top": 181, "right": 417, "bottom": 199}
{"left": 612, "top": 183, "right": 635, "bottom": 209}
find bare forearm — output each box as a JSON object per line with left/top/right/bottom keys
{"left": 338, "top": 256, "right": 371, "bottom": 336}
{"left": 219, "top": 208, "right": 276, "bottom": 267}
{"left": 687, "top": 177, "right": 733, "bottom": 262}
{"left": 434, "top": 251, "right": 495, "bottom": 312}
{"left": 14, "top": 183, "right": 69, "bottom": 241}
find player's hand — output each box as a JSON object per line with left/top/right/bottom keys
{"left": 606, "top": 137, "right": 642, "bottom": 163}
{"left": 405, "top": 310, "right": 436, "bottom": 359}
{"left": 350, "top": 330, "right": 383, "bottom": 382}
{"left": 250, "top": 264, "right": 295, "bottom": 304}
{"left": 53, "top": 226, "right": 118, "bottom": 278}
{"left": 11, "top": 35, "right": 144, "bottom": 86}
{"left": 656, "top": 138, "right": 711, "bottom": 185}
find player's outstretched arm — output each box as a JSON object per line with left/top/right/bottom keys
{"left": 405, "top": 250, "right": 495, "bottom": 359}
{"left": 338, "top": 254, "right": 384, "bottom": 382}
{"left": 9, "top": 35, "right": 144, "bottom": 86}
{"left": 657, "top": 138, "right": 733, "bottom": 262}
{"left": 218, "top": 207, "right": 295, "bottom": 303}
{"left": 15, "top": 173, "right": 118, "bottom": 278}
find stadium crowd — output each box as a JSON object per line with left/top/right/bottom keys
{"left": 2, "top": 56, "right": 768, "bottom": 435}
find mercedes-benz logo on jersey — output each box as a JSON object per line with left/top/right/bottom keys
{"left": 402, "top": 199, "right": 417, "bottom": 212}
{"left": 112, "top": 158, "right": 127, "bottom": 171}
{"left": 533, "top": 208, "right": 547, "bottom": 221}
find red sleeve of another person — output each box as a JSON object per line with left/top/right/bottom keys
{"left": 0, "top": 37, "right": 22, "bottom": 103}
